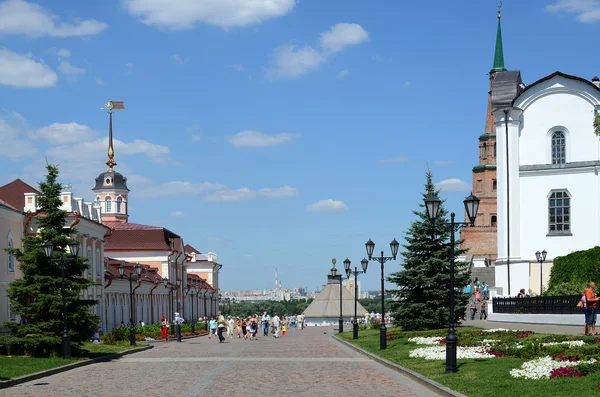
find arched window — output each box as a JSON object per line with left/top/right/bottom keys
{"left": 7, "top": 237, "right": 14, "bottom": 272}
{"left": 548, "top": 189, "right": 571, "bottom": 235}
{"left": 106, "top": 197, "right": 112, "bottom": 212}
{"left": 116, "top": 196, "right": 122, "bottom": 213}
{"left": 551, "top": 131, "right": 566, "bottom": 164}
{"left": 482, "top": 143, "right": 487, "bottom": 160}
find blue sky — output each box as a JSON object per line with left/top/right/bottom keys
{"left": 1, "top": 0, "right": 600, "bottom": 291}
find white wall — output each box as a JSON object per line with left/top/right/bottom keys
{"left": 494, "top": 261, "right": 529, "bottom": 297}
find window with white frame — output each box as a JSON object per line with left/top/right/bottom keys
{"left": 116, "top": 196, "right": 122, "bottom": 213}
{"left": 106, "top": 197, "right": 112, "bottom": 212}
{"left": 551, "top": 131, "right": 566, "bottom": 165}
{"left": 548, "top": 189, "right": 571, "bottom": 235}
{"left": 7, "top": 236, "right": 14, "bottom": 272}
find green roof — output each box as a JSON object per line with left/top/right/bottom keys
{"left": 473, "top": 164, "right": 497, "bottom": 171}
{"left": 491, "top": 14, "right": 507, "bottom": 73}
{"left": 479, "top": 133, "right": 496, "bottom": 140}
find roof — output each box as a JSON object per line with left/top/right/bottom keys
{"left": 93, "top": 171, "right": 129, "bottom": 191}
{"left": 303, "top": 282, "right": 367, "bottom": 318}
{"left": 105, "top": 258, "right": 165, "bottom": 285}
{"left": 491, "top": 12, "right": 506, "bottom": 73}
{"left": 512, "top": 71, "right": 600, "bottom": 105}
{"left": 491, "top": 70, "right": 524, "bottom": 109}
{"left": 185, "top": 244, "right": 202, "bottom": 254}
{"left": 0, "top": 179, "right": 40, "bottom": 210}
{"left": 104, "top": 222, "right": 180, "bottom": 251}
{"left": 0, "top": 198, "right": 20, "bottom": 212}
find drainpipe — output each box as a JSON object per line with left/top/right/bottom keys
{"left": 149, "top": 280, "right": 158, "bottom": 324}
{"left": 69, "top": 212, "right": 82, "bottom": 228}
{"left": 133, "top": 277, "right": 142, "bottom": 325}
{"left": 504, "top": 108, "right": 511, "bottom": 296}
{"left": 174, "top": 250, "right": 183, "bottom": 313}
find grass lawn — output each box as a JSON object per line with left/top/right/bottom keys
{"left": 0, "top": 341, "right": 145, "bottom": 381}
{"left": 337, "top": 327, "right": 600, "bottom": 397}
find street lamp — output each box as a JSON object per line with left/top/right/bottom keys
{"left": 163, "top": 278, "right": 177, "bottom": 335}
{"left": 203, "top": 290, "right": 209, "bottom": 330}
{"left": 424, "top": 192, "right": 480, "bottom": 374}
{"left": 44, "top": 239, "right": 80, "bottom": 359}
{"left": 365, "top": 238, "right": 399, "bottom": 350}
{"left": 330, "top": 258, "right": 346, "bottom": 333}
{"left": 344, "top": 258, "right": 368, "bottom": 339}
{"left": 186, "top": 280, "right": 199, "bottom": 334}
{"left": 119, "top": 262, "right": 142, "bottom": 346}
{"left": 535, "top": 250, "right": 547, "bottom": 296}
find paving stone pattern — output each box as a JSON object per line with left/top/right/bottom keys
{"left": 4, "top": 327, "right": 443, "bottom": 397}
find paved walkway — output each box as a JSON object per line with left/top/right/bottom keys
{"left": 4, "top": 327, "right": 444, "bottom": 397}
{"left": 464, "top": 317, "right": 583, "bottom": 335}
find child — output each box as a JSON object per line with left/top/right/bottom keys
{"left": 209, "top": 316, "right": 217, "bottom": 339}
{"left": 281, "top": 322, "right": 287, "bottom": 337}
{"left": 480, "top": 298, "right": 488, "bottom": 320}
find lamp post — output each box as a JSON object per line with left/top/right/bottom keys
{"left": 163, "top": 278, "right": 179, "bottom": 335}
{"left": 119, "top": 262, "right": 142, "bottom": 346}
{"left": 217, "top": 293, "right": 222, "bottom": 315}
{"left": 44, "top": 239, "right": 81, "bottom": 359}
{"left": 203, "top": 290, "right": 208, "bottom": 329}
{"left": 344, "top": 258, "right": 368, "bottom": 339}
{"left": 186, "top": 281, "right": 199, "bottom": 334}
{"left": 365, "top": 238, "right": 399, "bottom": 350}
{"left": 330, "top": 258, "right": 345, "bottom": 333}
{"left": 424, "top": 192, "right": 480, "bottom": 374}
{"left": 535, "top": 250, "right": 547, "bottom": 296}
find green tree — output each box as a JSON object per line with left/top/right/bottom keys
{"left": 4, "top": 164, "right": 98, "bottom": 356}
{"left": 387, "top": 171, "right": 470, "bottom": 331}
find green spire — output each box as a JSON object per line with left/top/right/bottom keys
{"left": 491, "top": 9, "right": 507, "bottom": 73}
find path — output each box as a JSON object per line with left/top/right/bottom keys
{"left": 464, "top": 317, "right": 583, "bottom": 335}
{"left": 4, "top": 327, "right": 444, "bottom": 397}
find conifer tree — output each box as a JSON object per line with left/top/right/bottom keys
{"left": 4, "top": 164, "right": 98, "bottom": 356}
{"left": 387, "top": 171, "right": 470, "bottom": 331}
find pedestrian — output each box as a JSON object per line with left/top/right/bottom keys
{"left": 236, "top": 317, "right": 242, "bottom": 338}
{"left": 585, "top": 282, "right": 598, "bottom": 335}
{"left": 261, "top": 311, "right": 270, "bottom": 336}
{"left": 174, "top": 312, "right": 184, "bottom": 342}
{"left": 272, "top": 312, "right": 280, "bottom": 338}
{"left": 281, "top": 321, "right": 287, "bottom": 337}
{"left": 479, "top": 298, "right": 488, "bottom": 320}
{"left": 209, "top": 316, "right": 217, "bottom": 339}
{"left": 227, "top": 316, "right": 235, "bottom": 339}
{"left": 161, "top": 315, "right": 169, "bottom": 343}
{"left": 469, "top": 298, "right": 477, "bottom": 321}
{"left": 217, "top": 311, "right": 226, "bottom": 343}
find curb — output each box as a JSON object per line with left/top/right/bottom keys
{"left": 333, "top": 335, "right": 467, "bottom": 397}
{"left": 0, "top": 344, "right": 153, "bottom": 389}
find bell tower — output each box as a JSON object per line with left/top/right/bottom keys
{"left": 93, "top": 101, "right": 129, "bottom": 223}
{"left": 460, "top": 7, "right": 506, "bottom": 265}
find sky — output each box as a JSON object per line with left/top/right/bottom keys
{"left": 1, "top": 0, "right": 600, "bottom": 292}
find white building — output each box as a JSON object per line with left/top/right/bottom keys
{"left": 493, "top": 71, "right": 600, "bottom": 296}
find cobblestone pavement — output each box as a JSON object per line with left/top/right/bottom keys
{"left": 4, "top": 327, "right": 444, "bottom": 397}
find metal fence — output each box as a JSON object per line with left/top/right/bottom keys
{"left": 492, "top": 295, "right": 581, "bottom": 315}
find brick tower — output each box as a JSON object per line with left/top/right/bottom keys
{"left": 460, "top": 8, "right": 506, "bottom": 266}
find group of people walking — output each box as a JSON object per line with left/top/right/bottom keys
{"left": 466, "top": 278, "right": 490, "bottom": 320}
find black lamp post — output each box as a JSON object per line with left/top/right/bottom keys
{"left": 44, "top": 239, "right": 80, "bottom": 359}
{"left": 365, "top": 238, "right": 399, "bottom": 350}
{"left": 535, "top": 250, "right": 547, "bottom": 296}
{"left": 424, "top": 192, "right": 480, "bottom": 374}
{"left": 344, "top": 258, "right": 368, "bottom": 339}
{"left": 203, "top": 290, "right": 208, "bottom": 330}
{"left": 186, "top": 280, "right": 199, "bottom": 334}
{"left": 119, "top": 262, "right": 142, "bottom": 346}
{"left": 163, "top": 278, "right": 179, "bottom": 335}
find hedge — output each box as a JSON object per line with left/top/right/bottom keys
{"left": 547, "top": 246, "right": 600, "bottom": 295}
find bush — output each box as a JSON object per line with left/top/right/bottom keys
{"left": 544, "top": 280, "right": 588, "bottom": 296}
{"left": 547, "top": 246, "right": 600, "bottom": 291}
{"left": 369, "top": 318, "right": 380, "bottom": 330}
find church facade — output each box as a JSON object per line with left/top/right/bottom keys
{"left": 493, "top": 71, "right": 600, "bottom": 296}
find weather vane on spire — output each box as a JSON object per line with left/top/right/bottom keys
{"left": 498, "top": 1, "right": 503, "bottom": 18}
{"left": 101, "top": 100, "right": 125, "bottom": 172}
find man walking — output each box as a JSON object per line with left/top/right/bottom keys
{"left": 585, "top": 282, "right": 598, "bottom": 335}
{"left": 174, "top": 312, "right": 184, "bottom": 342}
{"left": 217, "top": 311, "right": 226, "bottom": 343}
{"left": 261, "top": 311, "right": 270, "bottom": 336}
{"left": 272, "top": 312, "right": 280, "bottom": 338}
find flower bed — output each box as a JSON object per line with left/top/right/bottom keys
{"left": 510, "top": 356, "right": 597, "bottom": 380}
{"left": 409, "top": 345, "right": 496, "bottom": 360}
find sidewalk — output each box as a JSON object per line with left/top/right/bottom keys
{"left": 463, "top": 317, "right": 584, "bottom": 335}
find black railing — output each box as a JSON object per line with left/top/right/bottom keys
{"left": 493, "top": 295, "right": 581, "bottom": 315}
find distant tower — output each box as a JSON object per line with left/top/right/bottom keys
{"left": 460, "top": 6, "right": 506, "bottom": 265}
{"left": 275, "top": 268, "right": 279, "bottom": 290}
{"left": 93, "top": 101, "right": 129, "bottom": 223}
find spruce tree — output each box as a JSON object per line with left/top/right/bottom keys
{"left": 387, "top": 171, "right": 470, "bottom": 331}
{"left": 4, "top": 164, "right": 98, "bottom": 356}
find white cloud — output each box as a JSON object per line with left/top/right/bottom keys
{"left": 0, "top": 48, "right": 57, "bottom": 88}
{"left": 267, "top": 22, "right": 368, "bottom": 80}
{"left": 319, "top": 23, "right": 369, "bottom": 53}
{"left": 0, "top": 0, "right": 107, "bottom": 37}
{"left": 126, "top": 62, "right": 134, "bottom": 74}
{"left": 227, "top": 63, "right": 245, "bottom": 72}
{"left": 337, "top": 69, "right": 350, "bottom": 78}
{"left": 170, "top": 54, "right": 189, "bottom": 64}
{"left": 148, "top": 181, "right": 227, "bottom": 197}
{"left": 546, "top": 0, "right": 600, "bottom": 23}
{"left": 306, "top": 199, "right": 349, "bottom": 213}
{"left": 228, "top": 130, "right": 300, "bottom": 148}
{"left": 48, "top": 47, "right": 70, "bottom": 58}
{"left": 258, "top": 186, "right": 300, "bottom": 199}
{"left": 435, "top": 178, "right": 471, "bottom": 192}
{"left": 58, "top": 59, "right": 86, "bottom": 81}
{"left": 34, "top": 122, "right": 94, "bottom": 144}
{"left": 204, "top": 187, "right": 257, "bottom": 202}
{"left": 171, "top": 211, "right": 186, "bottom": 217}
{"left": 403, "top": 81, "right": 411, "bottom": 87}
{"left": 123, "top": 0, "right": 296, "bottom": 30}
{"left": 434, "top": 160, "right": 453, "bottom": 167}
{"left": 95, "top": 77, "right": 105, "bottom": 85}
{"left": 0, "top": 112, "right": 36, "bottom": 158}
{"left": 379, "top": 156, "right": 410, "bottom": 164}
